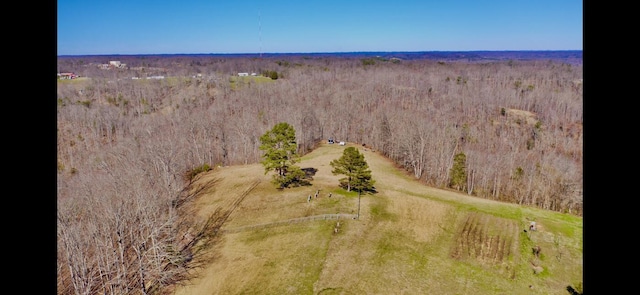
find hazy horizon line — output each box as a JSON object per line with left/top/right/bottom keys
{"left": 58, "top": 49, "right": 582, "bottom": 57}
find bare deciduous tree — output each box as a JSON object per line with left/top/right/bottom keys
{"left": 57, "top": 54, "right": 582, "bottom": 294}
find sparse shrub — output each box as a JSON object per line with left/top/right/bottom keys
{"left": 58, "top": 97, "right": 69, "bottom": 106}
{"left": 514, "top": 80, "right": 522, "bottom": 89}
{"left": 361, "top": 58, "right": 376, "bottom": 66}
{"left": 77, "top": 100, "right": 91, "bottom": 108}
{"left": 262, "top": 70, "right": 279, "bottom": 80}
{"left": 268, "top": 71, "right": 279, "bottom": 80}
{"left": 512, "top": 167, "right": 524, "bottom": 180}
{"left": 184, "top": 163, "right": 212, "bottom": 181}
{"left": 526, "top": 138, "right": 535, "bottom": 150}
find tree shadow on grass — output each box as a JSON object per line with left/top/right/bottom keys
{"left": 301, "top": 167, "right": 317, "bottom": 178}
{"left": 292, "top": 167, "right": 316, "bottom": 187}
{"left": 566, "top": 285, "right": 582, "bottom": 295}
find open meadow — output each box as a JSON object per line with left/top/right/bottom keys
{"left": 172, "top": 142, "right": 582, "bottom": 295}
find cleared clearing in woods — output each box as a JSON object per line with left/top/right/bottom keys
{"left": 172, "top": 142, "right": 582, "bottom": 295}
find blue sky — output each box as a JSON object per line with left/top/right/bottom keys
{"left": 57, "top": 0, "right": 583, "bottom": 55}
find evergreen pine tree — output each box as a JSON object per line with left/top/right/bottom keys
{"left": 259, "top": 122, "right": 303, "bottom": 188}
{"left": 449, "top": 152, "right": 467, "bottom": 191}
{"left": 330, "top": 147, "right": 375, "bottom": 192}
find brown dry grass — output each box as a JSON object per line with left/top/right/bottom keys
{"left": 173, "top": 142, "right": 583, "bottom": 295}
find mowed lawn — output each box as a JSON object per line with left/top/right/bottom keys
{"left": 172, "top": 142, "right": 583, "bottom": 295}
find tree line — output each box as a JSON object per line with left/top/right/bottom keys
{"left": 57, "top": 55, "right": 582, "bottom": 294}
{"left": 61, "top": 55, "right": 582, "bottom": 214}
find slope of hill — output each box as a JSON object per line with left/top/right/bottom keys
{"left": 173, "top": 142, "right": 582, "bottom": 295}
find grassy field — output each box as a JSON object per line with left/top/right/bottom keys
{"left": 229, "top": 75, "right": 274, "bottom": 89}
{"left": 172, "top": 142, "right": 582, "bottom": 295}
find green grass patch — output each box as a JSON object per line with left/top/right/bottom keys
{"left": 234, "top": 222, "right": 332, "bottom": 294}
{"left": 57, "top": 77, "right": 90, "bottom": 84}
{"left": 368, "top": 195, "right": 396, "bottom": 222}
{"left": 373, "top": 230, "right": 406, "bottom": 265}
{"left": 229, "top": 75, "right": 274, "bottom": 89}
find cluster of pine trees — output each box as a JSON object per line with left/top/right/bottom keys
{"left": 259, "top": 122, "right": 374, "bottom": 193}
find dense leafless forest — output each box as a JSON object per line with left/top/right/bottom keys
{"left": 57, "top": 54, "right": 582, "bottom": 294}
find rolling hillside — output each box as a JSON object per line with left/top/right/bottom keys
{"left": 172, "top": 142, "right": 583, "bottom": 295}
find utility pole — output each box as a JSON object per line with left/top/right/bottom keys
{"left": 258, "top": 9, "right": 262, "bottom": 59}
{"left": 357, "top": 190, "right": 361, "bottom": 219}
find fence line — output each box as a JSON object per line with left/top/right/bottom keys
{"left": 223, "top": 213, "right": 358, "bottom": 233}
